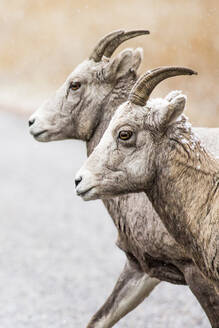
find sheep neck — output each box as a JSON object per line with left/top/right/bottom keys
{"left": 86, "top": 74, "right": 137, "bottom": 156}
{"left": 147, "top": 121, "right": 219, "bottom": 282}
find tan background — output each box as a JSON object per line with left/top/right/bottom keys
{"left": 0, "top": 0, "right": 218, "bottom": 126}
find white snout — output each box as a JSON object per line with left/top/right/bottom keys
{"left": 29, "top": 114, "right": 46, "bottom": 138}
{"left": 28, "top": 102, "right": 54, "bottom": 141}
{"left": 75, "top": 169, "right": 98, "bottom": 201}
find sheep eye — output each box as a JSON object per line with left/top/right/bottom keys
{"left": 70, "top": 82, "right": 81, "bottom": 90}
{"left": 119, "top": 130, "right": 133, "bottom": 140}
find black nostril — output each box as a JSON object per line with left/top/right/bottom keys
{"left": 75, "top": 176, "right": 82, "bottom": 187}
{"left": 28, "top": 118, "right": 35, "bottom": 127}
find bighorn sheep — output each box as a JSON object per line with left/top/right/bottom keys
{"left": 29, "top": 31, "right": 219, "bottom": 327}
{"left": 76, "top": 66, "right": 219, "bottom": 288}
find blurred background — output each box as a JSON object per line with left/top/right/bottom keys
{"left": 0, "top": 0, "right": 218, "bottom": 125}
{"left": 0, "top": 1, "right": 218, "bottom": 327}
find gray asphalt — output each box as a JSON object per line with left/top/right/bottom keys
{"left": 0, "top": 111, "right": 209, "bottom": 328}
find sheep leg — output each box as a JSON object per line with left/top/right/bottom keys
{"left": 184, "top": 264, "right": 219, "bottom": 328}
{"left": 86, "top": 260, "right": 160, "bottom": 328}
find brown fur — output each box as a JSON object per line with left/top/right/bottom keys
{"left": 148, "top": 121, "right": 219, "bottom": 283}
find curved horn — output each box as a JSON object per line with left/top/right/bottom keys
{"left": 89, "top": 29, "right": 150, "bottom": 62}
{"left": 129, "top": 66, "right": 197, "bottom": 106}
{"left": 103, "top": 30, "right": 150, "bottom": 58}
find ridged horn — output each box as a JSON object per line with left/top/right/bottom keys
{"left": 129, "top": 66, "right": 197, "bottom": 106}
{"left": 89, "top": 29, "right": 150, "bottom": 62}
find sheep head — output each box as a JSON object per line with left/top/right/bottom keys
{"left": 75, "top": 66, "right": 197, "bottom": 200}
{"left": 28, "top": 30, "right": 149, "bottom": 142}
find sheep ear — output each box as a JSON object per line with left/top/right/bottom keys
{"left": 131, "top": 48, "right": 143, "bottom": 72}
{"left": 104, "top": 48, "right": 143, "bottom": 81}
{"left": 159, "top": 95, "right": 187, "bottom": 127}
{"left": 165, "top": 90, "right": 182, "bottom": 102}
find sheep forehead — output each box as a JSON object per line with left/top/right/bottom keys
{"left": 110, "top": 101, "right": 146, "bottom": 128}
{"left": 67, "top": 59, "right": 102, "bottom": 81}
{"left": 113, "top": 98, "right": 168, "bottom": 125}
{"left": 109, "top": 97, "right": 179, "bottom": 133}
